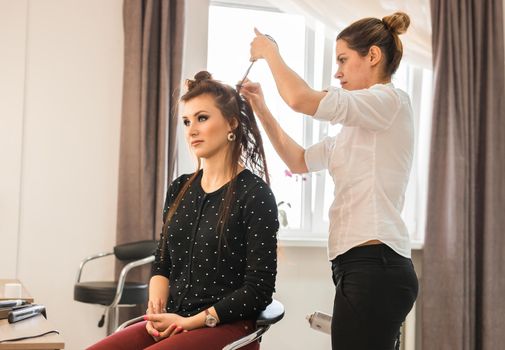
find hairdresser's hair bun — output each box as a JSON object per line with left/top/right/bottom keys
{"left": 186, "top": 70, "right": 213, "bottom": 91}
{"left": 382, "top": 12, "right": 410, "bottom": 35}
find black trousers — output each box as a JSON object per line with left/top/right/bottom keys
{"left": 331, "top": 244, "right": 418, "bottom": 350}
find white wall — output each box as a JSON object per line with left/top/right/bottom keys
{"left": 0, "top": 0, "right": 27, "bottom": 278}
{"left": 0, "top": 0, "right": 124, "bottom": 349}
{"left": 177, "top": 0, "right": 209, "bottom": 175}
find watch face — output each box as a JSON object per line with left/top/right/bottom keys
{"left": 205, "top": 314, "right": 217, "bottom": 327}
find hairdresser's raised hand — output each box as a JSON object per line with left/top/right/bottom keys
{"left": 250, "top": 27, "right": 278, "bottom": 61}
{"left": 240, "top": 80, "right": 270, "bottom": 119}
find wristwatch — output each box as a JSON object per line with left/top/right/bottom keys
{"left": 204, "top": 309, "right": 218, "bottom": 327}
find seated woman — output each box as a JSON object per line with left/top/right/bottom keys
{"left": 88, "top": 71, "right": 279, "bottom": 350}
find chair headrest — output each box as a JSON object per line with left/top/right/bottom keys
{"left": 114, "top": 240, "right": 157, "bottom": 261}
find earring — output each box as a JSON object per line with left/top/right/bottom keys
{"left": 227, "top": 132, "right": 236, "bottom": 142}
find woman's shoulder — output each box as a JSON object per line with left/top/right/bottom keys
{"left": 238, "top": 169, "right": 276, "bottom": 201}
{"left": 238, "top": 169, "right": 268, "bottom": 186}
{"left": 325, "top": 83, "right": 406, "bottom": 108}
{"left": 168, "top": 171, "right": 199, "bottom": 194}
{"left": 171, "top": 173, "right": 191, "bottom": 186}
{"left": 372, "top": 83, "right": 411, "bottom": 103}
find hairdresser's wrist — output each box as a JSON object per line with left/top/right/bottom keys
{"left": 263, "top": 48, "right": 280, "bottom": 63}
{"left": 254, "top": 105, "right": 273, "bottom": 122}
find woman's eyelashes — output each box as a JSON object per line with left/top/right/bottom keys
{"left": 182, "top": 114, "right": 209, "bottom": 126}
{"left": 198, "top": 114, "right": 209, "bottom": 122}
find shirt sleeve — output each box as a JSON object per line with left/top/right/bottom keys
{"left": 304, "top": 135, "right": 336, "bottom": 172}
{"left": 213, "top": 183, "right": 279, "bottom": 323}
{"left": 151, "top": 176, "right": 186, "bottom": 279}
{"left": 314, "top": 84, "right": 402, "bottom": 131}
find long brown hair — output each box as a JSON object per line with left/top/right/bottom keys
{"left": 337, "top": 12, "right": 410, "bottom": 77}
{"left": 163, "top": 71, "right": 270, "bottom": 245}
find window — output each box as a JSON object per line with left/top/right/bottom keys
{"left": 207, "top": 3, "right": 308, "bottom": 235}
{"left": 206, "top": 1, "right": 432, "bottom": 246}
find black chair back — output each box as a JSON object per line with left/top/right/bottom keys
{"left": 114, "top": 240, "right": 157, "bottom": 261}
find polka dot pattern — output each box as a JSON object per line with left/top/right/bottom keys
{"left": 152, "top": 170, "right": 279, "bottom": 323}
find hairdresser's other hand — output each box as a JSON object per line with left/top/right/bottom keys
{"left": 240, "top": 80, "right": 269, "bottom": 117}
{"left": 250, "top": 27, "right": 278, "bottom": 61}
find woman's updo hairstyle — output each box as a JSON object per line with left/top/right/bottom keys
{"left": 180, "top": 71, "right": 268, "bottom": 182}
{"left": 337, "top": 12, "right": 410, "bottom": 77}
{"left": 185, "top": 70, "right": 213, "bottom": 91}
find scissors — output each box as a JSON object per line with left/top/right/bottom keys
{"left": 236, "top": 34, "right": 277, "bottom": 91}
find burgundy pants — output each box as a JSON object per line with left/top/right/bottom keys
{"left": 87, "top": 320, "right": 259, "bottom": 350}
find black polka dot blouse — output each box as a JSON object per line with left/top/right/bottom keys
{"left": 151, "top": 169, "right": 279, "bottom": 324}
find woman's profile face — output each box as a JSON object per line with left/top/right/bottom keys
{"left": 181, "top": 93, "right": 234, "bottom": 160}
{"left": 334, "top": 39, "right": 374, "bottom": 90}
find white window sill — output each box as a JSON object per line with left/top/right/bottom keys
{"left": 278, "top": 236, "right": 327, "bottom": 247}
{"left": 278, "top": 236, "right": 425, "bottom": 250}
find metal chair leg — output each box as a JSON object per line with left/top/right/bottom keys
{"left": 106, "top": 307, "right": 119, "bottom": 335}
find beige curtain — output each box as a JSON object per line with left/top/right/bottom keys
{"left": 422, "top": 0, "right": 505, "bottom": 349}
{"left": 115, "top": 0, "right": 184, "bottom": 320}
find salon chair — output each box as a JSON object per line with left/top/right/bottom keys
{"left": 115, "top": 299, "right": 285, "bottom": 350}
{"left": 74, "top": 240, "right": 158, "bottom": 334}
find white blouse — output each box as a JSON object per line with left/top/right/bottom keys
{"left": 304, "top": 83, "right": 414, "bottom": 260}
